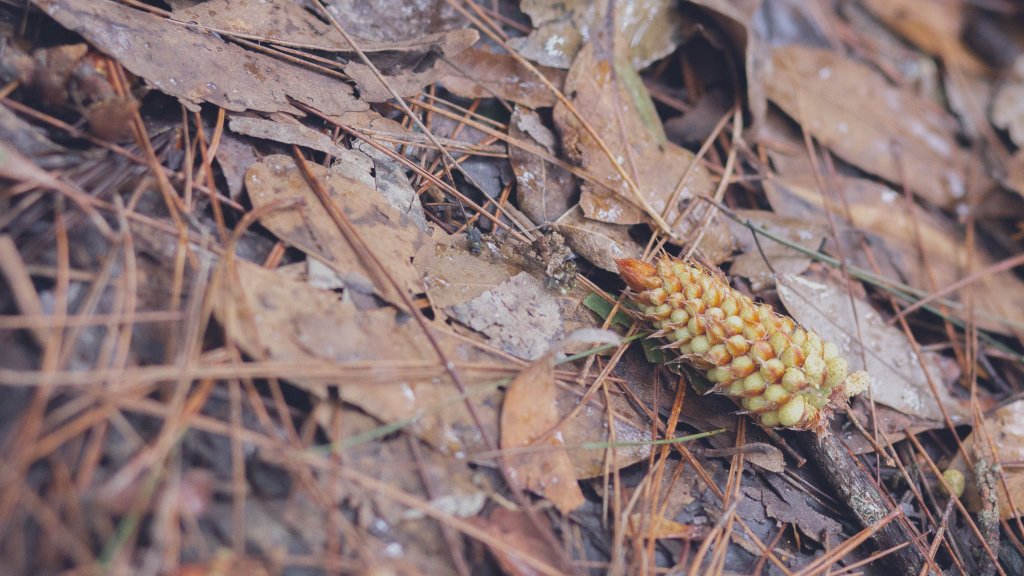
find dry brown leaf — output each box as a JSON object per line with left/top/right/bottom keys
{"left": 324, "top": 0, "right": 465, "bottom": 43}
{"left": 440, "top": 49, "right": 565, "bottom": 108}
{"left": 213, "top": 260, "right": 432, "bottom": 371}
{"left": 553, "top": 205, "right": 641, "bottom": 273}
{"left": 212, "top": 258, "right": 510, "bottom": 456}
{"left": 413, "top": 233, "right": 523, "bottom": 309}
{"left": 726, "top": 208, "right": 825, "bottom": 291}
{"left": 500, "top": 353, "right": 585, "bottom": 514}
{"left": 683, "top": 0, "right": 766, "bottom": 130}
{"left": 625, "top": 514, "right": 708, "bottom": 540}
{"left": 511, "top": 0, "right": 685, "bottom": 70}
{"left": 413, "top": 234, "right": 564, "bottom": 360}
{"left": 862, "top": 0, "right": 988, "bottom": 75}
{"left": 353, "top": 141, "right": 431, "bottom": 233}
{"left": 245, "top": 154, "right": 428, "bottom": 301}
{"left": 174, "top": 0, "right": 460, "bottom": 53}
{"left": 213, "top": 131, "right": 260, "bottom": 200}
{"left": 470, "top": 508, "right": 576, "bottom": 576}
{"left": 554, "top": 42, "right": 731, "bottom": 262}
{"left": 343, "top": 29, "right": 479, "bottom": 102}
{"left": 949, "top": 400, "right": 1024, "bottom": 520}
{"left": 337, "top": 409, "right": 488, "bottom": 576}
{"left": 1003, "top": 148, "right": 1024, "bottom": 197}
{"left": 449, "top": 272, "right": 564, "bottom": 361}
{"left": 215, "top": 257, "right": 652, "bottom": 471}
{"left": 992, "top": 77, "right": 1024, "bottom": 147}
{"left": 765, "top": 45, "right": 987, "bottom": 208}
{"left": 765, "top": 173, "right": 1024, "bottom": 335}
{"left": 509, "top": 107, "right": 576, "bottom": 226}
{"left": 0, "top": 103, "right": 70, "bottom": 166}
{"left": 35, "top": 0, "right": 367, "bottom": 116}
{"left": 758, "top": 474, "right": 842, "bottom": 545}
{"left": 776, "top": 273, "right": 969, "bottom": 422}
{"left": 172, "top": 0, "right": 340, "bottom": 49}
{"left": 228, "top": 117, "right": 353, "bottom": 158}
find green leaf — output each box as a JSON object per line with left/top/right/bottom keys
{"left": 583, "top": 292, "right": 634, "bottom": 328}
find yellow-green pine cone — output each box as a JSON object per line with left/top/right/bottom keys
{"left": 617, "top": 257, "right": 864, "bottom": 433}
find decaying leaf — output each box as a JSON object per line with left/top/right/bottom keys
{"left": 413, "top": 234, "right": 565, "bottom": 360}
{"left": 776, "top": 273, "right": 968, "bottom": 422}
{"left": 173, "top": 0, "right": 458, "bottom": 53}
{"left": 949, "top": 400, "right": 1024, "bottom": 520}
{"left": 992, "top": 77, "right": 1024, "bottom": 148}
{"left": 35, "top": 0, "right": 367, "bottom": 116}
{"left": 229, "top": 116, "right": 354, "bottom": 159}
{"left": 470, "top": 508, "right": 576, "bottom": 575}
{"left": 342, "top": 29, "right": 479, "bottom": 102}
{"left": 500, "top": 352, "right": 585, "bottom": 513}
{"left": 554, "top": 42, "right": 731, "bottom": 262}
{"left": 765, "top": 45, "right": 987, "bottom": 207}
{"left": 726, "top": 208, "right": 825, "bottom": 291}
{"left": 683, "top": 0, "right": 767, "bottom": 130}
{"left": 245, "top": 154, "right": 428, "bottom": 302}
{"left": 509, "top": 107, "right": 576, "bottom": 226}
{"left": 214, "top": 258, "right": 651, "bottom": 472}
{"left": 448, "top": 271, "right": 563, "bottom": 361}
{"left": 755, "top": 473, "right": 842, "bottom": 544}
{"left": 511, "top": 0, "right": 686, "bottom": 70}
{"left": 862, "top": 0, "right": 988, "bottom": 74}
{"left": 440, "top": 49, "right": 565, "bottom": 108}
{"left": 765, "top": 173, "right": 1024, "bottom": 335}
{"left": 414, "top": 233, "right": 523, "bottom": 309}
{"left": 625, "top": 515, "right": 707, "bottom": 540}
{"left": 0, "top": 103, "right": 71, "bottom": 167}
{"left": 324, "top": 0, "right": 465, "bottom": 44}
{"left": 553, "top": 205, "right": 641, "bottom": 273}
{"left": 353, "top": 141, "right": 431, "bottom": 233}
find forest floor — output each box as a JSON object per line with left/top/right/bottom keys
{"left": 2, "top": 1, "right": 1024, "bottom": 575}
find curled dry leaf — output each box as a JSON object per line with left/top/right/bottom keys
{"left": 555, "top": 42, "right": 732, "bottom": 262}
{"left": 245, "top": 154, "right": 428, "bottom": 302}
{"left": 765, "top": 45, "right": 988, "bottom": 208}
{"left": 34, "top": 0, "right": 367, "bottom": 116}
{"left": 776, "top": 273, "right": 968, "bottom": 423}
{"left": 500, "top": 352, "right": 585, "bottom": 514}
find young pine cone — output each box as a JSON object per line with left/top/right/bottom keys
{"left": 617, "top": 257, "right": 867, "bottom": 433}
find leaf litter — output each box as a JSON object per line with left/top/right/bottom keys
{"left": 3, "top": 0, "right": 1024, "bottom": 574}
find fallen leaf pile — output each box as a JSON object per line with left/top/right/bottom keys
{"left": 1, "top": 0, "right": 1023, "bottom": 574}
